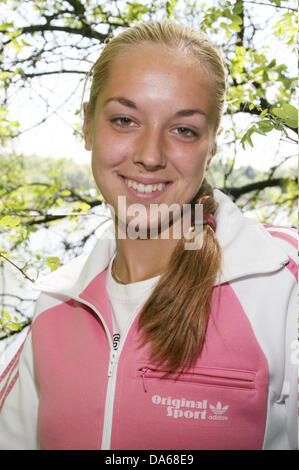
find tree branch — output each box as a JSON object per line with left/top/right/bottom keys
{"left": 2, "top": 176, "right": 294, "bottom": 227}
{"left": 18, "top": 70, "right": 87, "bottom": 78}
{"left": 0, "top": 293, "right": 37, "bottom": 302}
{"left": 224, "top": 177, "right": 290, "bottom": 199}
{"left": 0, "top": 321, "right": 31, "bottom": 341}
{"left": 226, "top": 102, "right": 298, "bottom": 134}
{"left": 236, "top": 0, "right": 245, "bottom": 46}
{"left": 2, "top": 23, "right": 107, "bottom": 45}
{"left": 243, "top": 1, "right": 296, "bottom": 11}
{"left": 0, "top": 253, "right": 36, "bottom": 283}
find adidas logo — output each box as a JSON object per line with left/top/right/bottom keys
{"left": 209, "top": 402, "right": 229, "bottom": 415}
{"left": 208, "top": 402, "right": 229, "bottom": 420}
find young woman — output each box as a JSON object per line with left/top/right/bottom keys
{"left": 0, "top": 20, "right": 297, "bottom": 450}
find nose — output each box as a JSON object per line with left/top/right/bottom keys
{"left": 133, "top": 126, "right": 166, "bottom": 171}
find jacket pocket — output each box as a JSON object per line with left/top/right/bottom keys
{"left": 136, "top": 365, "right": 256, "bottom": 393}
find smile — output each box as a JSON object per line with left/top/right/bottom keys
{"left": 124, "top": 178, "right": 166, "bottom": 193}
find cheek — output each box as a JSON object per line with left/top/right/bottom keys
{"left": 167, "top": 132, "right": 211, "bottom": 173}
{"left": 92, "top": 138, "right": 129, "bottom": 169}
{"left": 91, "top": 116, "right": 132, "bottom": 167}
{"left": 91, "top": 141, "right": 129, "bottom": 194}
{"left": 170, "top": 147, "right": 209, "bottom": 179}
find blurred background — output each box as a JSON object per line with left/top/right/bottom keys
{"left": 0, "top": 0, "right": 297, "bottom": 368}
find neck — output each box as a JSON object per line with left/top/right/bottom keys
{"left": 113, "top": 236, "right": 179, "bottom": 284}
{"left": 112, "top": 209, "right": 191, "bottom": 284}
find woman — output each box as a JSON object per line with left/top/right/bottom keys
{"left": 0, "top": 20, "right": 297, "bottom": 450}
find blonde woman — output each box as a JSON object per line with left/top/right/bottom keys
{"left": 0, "top": 20, "right": 297, "bottom": 450}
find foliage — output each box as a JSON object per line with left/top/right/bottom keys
{"left": 0, "top": 309, "right": 29, "bottom": 336}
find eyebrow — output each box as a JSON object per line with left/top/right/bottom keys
{"left": 104, "top": 96, "right": 207, "bottom": 117}
{"left": 173, "top": 108, "right": 206, "bottom": 118}
{"left": 104, "top": 96, "right": 137, "bottom": 109}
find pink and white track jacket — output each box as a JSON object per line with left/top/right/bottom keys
{"left": 0, "top": 190, "right": 298, "bottom": 450}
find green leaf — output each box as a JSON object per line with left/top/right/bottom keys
{"left": 45, "top": 256, "right": 63, "bottom": 272}
{"left": 229, "top": 22, "right": 241, "bottom": 32}
{"left": 271, "top": 104, "right": 298, "bottom": 128}
{"left": 11, "top": 39, "right": 22, "bottom": 52}
{"left": 233, "top": 2, "right": 243, "bottom": 14}
{"left": 225, "top": 28, "right": 231, "bottom": 40}
{"left": 124, "top": 2, "right": 150, "bottom": 22}
{"left": 0, "top": 22, "right": 14, "bottom": 31}
{"left": 166, "top": 0, "right": 177, "bottom": 18}
{"left": 268, "top": 59, "right": 276, "bottom": 68}
{"left": 7, "top": 322, "right": 21, "bottom": 331}
{"left": 257, "top": 120, "right": 274, "bottom": 133}
{"left": 260, "top": 109, "right": 268, "bottom": 119}
{"left": 2, "top": 310, "right": 11, "bottom": 321}
{"left": 241, "top": 130, "right": 254, "bottom": 149}
{"left": 60, "top": 189, "right": 71, "bottom": 196}
{"left": 0, "top": 215, "right": 21, "bottom": 228}
{"left": 74, "top": 201, "right": 91, "bottom": 212}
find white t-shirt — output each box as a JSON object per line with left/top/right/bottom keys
{"left": 106, "top": 254, "right": 160, "bottom": 351}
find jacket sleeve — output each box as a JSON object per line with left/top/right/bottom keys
{"left": 274, "top": 227, "right": 298, "bottom": 450}
{"left": 285, "top": 267, "right": 298, "bottom": 450}
{"left": 0, "top": 327, "right": 40, "bottom": 449}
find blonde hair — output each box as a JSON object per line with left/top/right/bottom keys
{"left": 85, "top": 20, "right": 227, "bottom": 134}
{"left": 85, "top": 20, "right": 226, "bottom": 374}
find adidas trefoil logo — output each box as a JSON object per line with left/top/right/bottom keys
{"left": 209, "top": 402, "right": 229, "bottom": 415}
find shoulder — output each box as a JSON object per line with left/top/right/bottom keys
{"left": 34, "top": 251, "right": 90, "bottom": 293}
{"left": 34, "top": 223, "right": 116, "bottom": 295}
{"left": 263, "top": 224, "right": 297, "bottom": 249}
{"left": 262, "top": 224, "right": 298, "bottom": 263}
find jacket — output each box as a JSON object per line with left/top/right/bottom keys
{"left": 0, "top": 189, "right": 298, "bottom": 450}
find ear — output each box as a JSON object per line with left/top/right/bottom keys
{"left": 83, "top": 102, "right": 92, "bottom": 151}
{"left": 217, "top": 126, "right": 223, "bottom": 138}
{"left": 206, "top": 126, "right": 223, "bottom": 170}
{"left": 205, "top": 151, "right": 214, "bottom": 171}
{"left": 205, "top": 141, "right": 217, "bottom": 171}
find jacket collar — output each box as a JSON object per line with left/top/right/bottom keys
{"left": 35, "top": 190, "right": 289, "bottom": 295}
{"left": 213, "top": 189, "right": 288, "bottom": 285}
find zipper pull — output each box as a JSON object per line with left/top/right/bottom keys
{"left": 108, "top": 350, "right": 118, "bottom": 377}
{"left": 140, "top": 367, "right": 149, "bottom": 393}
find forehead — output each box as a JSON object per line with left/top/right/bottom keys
{"left": 97, "top": 44, "right": 215, "bottom": 116}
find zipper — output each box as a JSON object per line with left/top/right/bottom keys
{"left": 69, "top": 296, "right": 117, "bottom": 450}
{"left": 72, "top": 296, "right": 145, "bottom": 450}
{"left": 136, "top": 366, "right": 256, "bottom": 391}
{"left": 140, "top": 367, "right": 149, "bottom": 392}
{"left": 100, "top": 301, "right": 145, "bottom": 449}
{"left": 108, "top": 350, "right": 118, "bottom": 377}
{"left": 101, "top": 349, "right": 118, "bottom": 450}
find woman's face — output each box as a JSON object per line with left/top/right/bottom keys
{"left": 84, "top": 44, "right": 218, "bottom": 233}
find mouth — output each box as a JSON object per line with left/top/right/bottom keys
{"left": 118, "top": 175, "right": 172, "bottom": 199}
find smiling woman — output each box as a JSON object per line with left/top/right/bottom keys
{"left": 0, "top": 20, "right": 298, "bottom": 451}
{"left": 82, "top": 24, "right": 224, "bottom": 374}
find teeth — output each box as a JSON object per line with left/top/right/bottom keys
{"left": 124, "top": 178, "right": 166, "bottom": 193}
{"left": 145, "top": 185, "right": 153, "bottom": 193}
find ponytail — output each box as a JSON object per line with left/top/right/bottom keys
{"left": 137, "top": 179, "right": 222, "bottom": 375}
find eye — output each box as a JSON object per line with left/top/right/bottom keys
{"left": 173, "top": 127, "right": 198, "bottom": 139}
{"left": 111, "top": 117, "right": 136, "bottom": 128}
